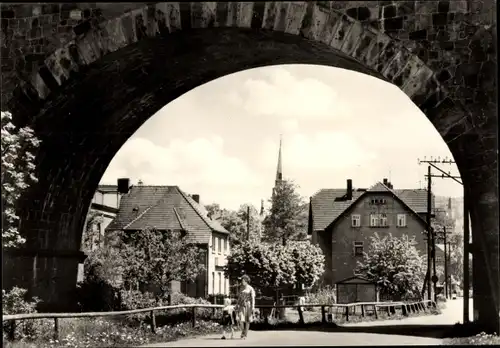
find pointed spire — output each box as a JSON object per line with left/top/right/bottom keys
{"left": 275, "top": 135, "right": 283, "bottom": 185}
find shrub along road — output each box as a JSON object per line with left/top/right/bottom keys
{"left": 141, "top": 300, "right": 470, "bottom": 347}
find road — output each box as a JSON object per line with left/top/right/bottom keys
{"left": 142, "top": 299, "right": 472, "bottom": 347}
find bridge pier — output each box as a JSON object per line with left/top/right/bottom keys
{"left": 3, "top": 249, "right": 86, "bottom": 312}
{"left": 467, "top": 165, "right": 499, "bottom": 334}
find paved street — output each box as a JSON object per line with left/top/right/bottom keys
{"left": 142, "top": 299, "right": 471, "bottom": 347}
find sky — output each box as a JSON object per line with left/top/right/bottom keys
{"left": 100, "top": 64, "right": 463, "bottom": 211}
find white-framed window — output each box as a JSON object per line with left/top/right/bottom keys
{"left": 223, "top": 238, "right": 227, "bottom": 255}
{"left": 354, "top": 241, "right": 364, "bottom": 257}
{"left": 370, "top": 213, "right": 389, "bottom": 227}
{"left": 397, "top": 214, "right": 407, "bottom": 227}
{"left": 218, "top": 237, "right": 222, "bottom": 254}
{"left": 212, "top": 236, "right": 216, "bottom": 253}
{"left": 218, "top": 272, "right": 222, "bottom": 294}
{"left": 212, "top": 272, "right": 215, "bottom": 294}
{"left": 380, "top": 213, "right": 388, "bottom": 227}
{"left": 351, "top": 214, "right": 361, "bottom": 227}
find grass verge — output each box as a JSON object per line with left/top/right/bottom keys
{"left": 3, "top": 317, "right": 222, "bottom": 348}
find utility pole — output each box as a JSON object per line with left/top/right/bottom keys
{"left": 444, "top": 226, "right": 448, "bottom": 299}
{"left": 418, "top": 156, "right": 468, "bottom": 320}
{"left": 246, "top": 205, "right": 250, "bottom": 241}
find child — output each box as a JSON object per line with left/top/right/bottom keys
{"left": 221, "top": 298, "right": 238, "bottom": 339}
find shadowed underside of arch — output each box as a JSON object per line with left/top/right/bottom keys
{"left": 0, "top": 1, "right": 497, "bottom": 333}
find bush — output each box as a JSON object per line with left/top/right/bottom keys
{"left": 120, "top": 290, "right": 156, "bottom": 310}
{"left": 304, "top": 288, "right": 336, "bottom": 311}
{"left": 207, "top": 293, "right": 230, "bottom": 305}
{"left": 168, "top": 292, "right": 214, "bottom": 321}
{"left": 2, "top": 287, "right": 47, "bottom": 342}
{"left": 436, "top": 294, "right": 447, "bottom": 303}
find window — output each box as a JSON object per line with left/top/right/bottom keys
{"left": 224, "top": 277, "right": 228, "bottom": 295}
{"left": 397, "top": 214, "right": 407, "bottom": 227}
{"left": 218, "top": 272, "right": 222, "bottom": 295}
{"left": 351, "top": 214, "right": 361, "bottom": 227}
{"left": 212, "top": 272, "right": 215, "bottom": 294}
{"left": 380, "top": 213, "right": 388, "bottom": 227}
{"left": 370, "top": 198, "right": 387, "bottom": 205}
{"left": 218, "top": 237, "right": 222, "bottom": 254}
{"left": 354, "top": 242, "right": 364, "bottom": 256}
{"left": 212, "top": 236, "right": 216, "bottom": 253}
{"left": 223, "top": 238, "right": 227, "bottom": 254}
{"left": 370, "top": 213, "right": 388, "bottom": 227}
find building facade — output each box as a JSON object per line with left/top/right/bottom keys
{"left": 84, "top": 184, "right": 121, "bottom": 250}
{"left": 309, "top": 178, "right": 442, "bottom": 289}
{"left": 106, "top": 185, "right": 231, "bottom": 298}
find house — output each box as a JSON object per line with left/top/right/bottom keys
{"left": 77, "top": 184, "right": 121, "bottom": 282}
{"left": 309, "top": 178, "right": 443, "bottom": 289}
{"left": 84, "top": 184, "right": 121, "bottom": 250}
{"left": 106, "top": 185, "right": 231, "bottom": 298}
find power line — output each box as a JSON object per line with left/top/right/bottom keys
{"left": 417, "top": 156, "right": 471, "bottom": 323}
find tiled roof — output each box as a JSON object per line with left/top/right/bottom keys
{"left": 311, "top": 189, "right": 364, "bottom": 231}
{"left": 311, "top": 183, "right": 434, "bottom": 231}
{"left": 107, "top": 185, "right": 228, "bottom": 244}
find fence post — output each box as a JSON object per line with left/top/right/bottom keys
{"left": 53, "top": 318, "right": 59, "bottom": 341}
{"left": 297, "top": 305, "right": 305, "bottom": 325}
{"left": 191, "top": 306, "right": 197, "bottom": 328}
{"left": 151, "top": 310, "right": 156, "bottom": 334}
{"left": 374, "top": 305, "right": 379, "bottom": 319}
{"left": 361, "top": 304, "right": 365, "bottom": 318}
{"left": 345, "top": 306, "right": 349, "bottom": 322}
{"left": 321, "top": 306, "right": 326, "bottom": 323}
{"left": 8, "top": 320, "right": 16, "bottom": 341}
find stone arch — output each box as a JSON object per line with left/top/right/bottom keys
{"left": 1, "top": 2, "right": 497, "bottom": 332}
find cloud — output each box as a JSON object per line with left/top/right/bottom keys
{"left": 260, "top": 132, "right": 377, "bottom": 172}
{"left": 238, "top": 67, "right": 352, "bottom": 120}
{"left": 100, "top": 136, "right": 263, "bottom": 208}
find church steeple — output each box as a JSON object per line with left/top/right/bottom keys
{"left": 275, "top": 135, "right": 283, "bottom": 186}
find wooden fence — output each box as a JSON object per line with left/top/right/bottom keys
{"left": 2, "top": 300, "right": 436, "bottom": 341}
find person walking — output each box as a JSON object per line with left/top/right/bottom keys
{"left": 236, "top": 275, "right": 256, "bottom": 339}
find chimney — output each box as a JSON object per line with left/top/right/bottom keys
{"left": 383, "top": 178, "right": 388, "bottom": 186}
{"left": 192, "top": 194, "right": 200, "bottom": 204}
{"left": 117, "top": 178, "right": 130, "bottom": 194}
{"left": 346, "top": 179, "right": 353, "bottom": 200}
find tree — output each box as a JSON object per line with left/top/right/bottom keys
{"left": 205, "top": 203, "right": 261, "bottom": 244}
{"left": 119, "top": 228, "right": 205, "bottom": 299}
{"left": 1, "top": 111, "right": 41, "bottom": 248}
{"left": 356, "top": 233, "right": 426, "bottom": 301}
{"left": 285, "top": 241, "right": 325, "bottom": 289}
{"left": 224, "top": 241, "right": 295, "bottom": 297}
{"left": 263, "top": 180, "right": 307, "bottom": 245}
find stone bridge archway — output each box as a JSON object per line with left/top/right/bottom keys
{"left": 1, "top": 1, "right": 497, "bottom": 332}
